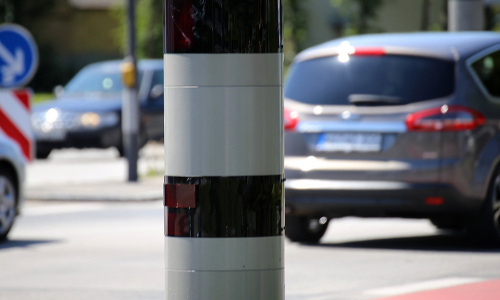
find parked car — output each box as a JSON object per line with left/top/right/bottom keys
{"left": 284, "top": 32, "right": 500, "bottom": 246}
{"left": 0, "top": 135, "right": 25, "bottom": 240}
{"left": 31, "top": 60, "right": 164, "bottom": 158}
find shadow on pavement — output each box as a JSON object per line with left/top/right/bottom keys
{"left": 0, "top": 239, "right": 57, "bottom": 250}
{"left": 317, "top": 232, "right": 500, "bottom": 253}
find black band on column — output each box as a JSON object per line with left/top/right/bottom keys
{"left": 164, "top": 0, "right": 283, "bottom": 54}
{"left": 164, "top": 175, "right": 284, "bottom": 237}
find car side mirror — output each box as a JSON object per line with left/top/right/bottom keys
{"left": 150, "top": 84, "right": 164, "bottom": 99}
{"left": 54, "top": 85, "right": 64, "bottom": 98}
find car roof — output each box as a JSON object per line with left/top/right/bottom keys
{"left": 83, "top": 59, "right": 163, "bottom": 71}
{"left": 298, "top": 32, "right": 500, "bottom": 62}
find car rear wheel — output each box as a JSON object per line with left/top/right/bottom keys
{"left": 468, "top": 171, "right": 500, "bottom": 247}
{"left": 430, "top": 217, "right": 465, "bottom": 231}
{"left": 285, "top": 215, "right": 329, "bottom": 244}
{"left": 0, "top": 169, "right": 16, "bottom": 241}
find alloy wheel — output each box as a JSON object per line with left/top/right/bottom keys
{"left": 0, "top": 175, "right": 15, "bottom": 236}
{"left": 493, "top": 175, "right": 500, "bottom": 235}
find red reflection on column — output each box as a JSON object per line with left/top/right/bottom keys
{"left": 174, "top": 0, "right": 193, "bottom": 50}
{"left": 167, "top": 212, "right": 189, "bottom": 236}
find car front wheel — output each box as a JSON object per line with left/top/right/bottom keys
{"left": 0, "top": 169, "right": 16, "bottom": 241}
{"left": 285, "top": 215, "right": 329, "bottom": 244}
{"left": 36, "top": 149, "right": 51, "bottom": 159}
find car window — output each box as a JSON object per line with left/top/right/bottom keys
{"left": 151, "top": 70, "right": 164, "bottom": 87}
{"left": 65, "top": 65, "right": 143, "bottom": 94}
{"left": 284, "top": 55, "right": 455, "bottom": 106}
{"left": 471, "top": 50, "right": 500, "bottom": 97}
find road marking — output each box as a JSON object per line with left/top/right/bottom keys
{"left": 370, "top": 279, "right": 500, "bottom": 300}
{"left": 363, "top": 277, "right": 484, "bottom": 297}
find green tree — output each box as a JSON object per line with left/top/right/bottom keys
{"left": 0, "top": 0, "right": 61, "bottom": 92}
{"left": 421, "top": 0, "right": 430, "bottom": 30}
{"left": 0, "top": 0, "right": 58, "bottom": 25}
{"left": 0, "top": 0, "right": 14, "bottom": 23}
{"left": 111, "top": 0, "right": 163, "bottom": 59}
{"left": 112, "top": 0, "right": 309, "bottom": 69}
{"left": 284, "top": 0, "right": 309, "bottom": 69}
{"left": 333, "top": 0, "right": 384, "bottom": 35}
{"left": 422, "top": 0, "right": 448, "bottom": 32}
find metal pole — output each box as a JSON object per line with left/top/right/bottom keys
{"left": 163, "top": 0, "right": 284, "bottom": 299}
{"left": 122, "top": 0, "right": 139, "bottom": 182}
{"left": 448, "top": 0, "right": 484, "bottom": 31}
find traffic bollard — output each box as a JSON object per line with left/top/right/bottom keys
{"left": 163, "top": 0, "right": 284, "bottom": 299}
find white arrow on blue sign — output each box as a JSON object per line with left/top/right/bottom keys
{"left": 0, "top": 24, "right": 39, "bottom": 88}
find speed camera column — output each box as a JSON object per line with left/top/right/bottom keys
{"left": 163, "top": 0, "right": 284, "bottom": 299}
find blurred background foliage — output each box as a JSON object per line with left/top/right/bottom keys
{"left": 333, "top": 0, "right": 384, "bottom": 35}
{"left": 110, "top": 0, "right": 310, "bottom": 70}
{"left": 284, "top": 0, "right": 310, "bottom": 71}
{"left": 0, "top": 0, "right": 58, "bottom": 24}
{"left": 111, "top": 0, "right": 163, "bottom": 59}
{"left": 2, "top": 0, "right": 500, "bottom": 92}
{"left": 0, "top": 0, "right": 63, "bottom": 93}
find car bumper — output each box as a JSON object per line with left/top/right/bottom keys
{"left": 36, "top": 126, "right": 122, "bottom": 151}
{"left": 285, "top": 179, "right": 482, "bottom": 218}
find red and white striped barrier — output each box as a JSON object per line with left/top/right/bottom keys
{"left": 0, "top": 89, "right": 33, "bottom": 162}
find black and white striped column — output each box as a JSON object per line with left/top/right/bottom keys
{"left": 163, "top": 0, "right": 284, "bottom": 299}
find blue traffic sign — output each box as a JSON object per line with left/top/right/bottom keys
{"left": 0, "top": 24, "right": 39, "bottom": 88}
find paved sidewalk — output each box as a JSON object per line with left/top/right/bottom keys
{"left": 25, "top": 176, "right": 164, "bottom": 202}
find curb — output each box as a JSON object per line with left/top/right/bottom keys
{"left": 25, "top": 192, "right": 163, "bottom": 202}
{"left": 25, "top": 177, "right": 164, "bottom": 202}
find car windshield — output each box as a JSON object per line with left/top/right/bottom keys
{"left": 64, "top": 63, "right": 142, "bottom": 95}
{"left": 285, "top": 55, "right": 455, "bottom": 106}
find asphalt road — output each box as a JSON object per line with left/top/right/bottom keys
{"left": 1, "top": 148, "right": 500, "bottom": 300}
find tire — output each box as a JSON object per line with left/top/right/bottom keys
{"left": 0, "top": 168, "right": 17, "bottom": 241}
{"left": 285, "top": 215, "right": 329, "bottom": 244}
{"left": 118, "top": 128, "right": 147, "bottom": 157}
{"left": 36, "top": 149, "right": 51, "bottom": 159}
{"left": 117, "top": 146, "right": 125, "bottom": 157}
{"left": 468, "top": 170, "right": 500, "bottom": 247}
{"left": 139, "top": 129, "right": 148, "bottom": 149}
{"left": 430, "top": 217, "right": 465, "bottom": 231}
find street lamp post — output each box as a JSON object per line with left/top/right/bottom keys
{"left": 122, "top": 0, "right": 139, "bottom": 182}
{"left": 163, "top": 0, "right": 285, "bottom": 299}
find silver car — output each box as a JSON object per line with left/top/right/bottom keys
{"left": 284, "top": 32, "right": 500, "bottom": 246}
{"left": 0, "top": 135, "right": 25, "bottom": 240}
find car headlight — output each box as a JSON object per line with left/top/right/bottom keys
{"left": 32, "top": 110, "right": 119, "bottom": 131}
{"left": 79, "top": 112, "right": 118, "bottom": 128}
{"left": 45, "top": 108, "right": 59, "bottom": 123}
{"left": 31, "top": 109, "right": 63, "bottom": 132}
{"left": 80, "top": 112, "right": 101, "bottom": 127}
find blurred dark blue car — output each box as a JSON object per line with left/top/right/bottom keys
{"left": 31, "top": 60, "right": 164, "bottom": 158}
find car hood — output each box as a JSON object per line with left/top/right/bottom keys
{"left": 33, "top": 95, "right": 122, "bottom": 113}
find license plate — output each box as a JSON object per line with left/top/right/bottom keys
{"left": 316, "top": 133, "right": 382, "bottom": 152}
{"left": 35, "top": 129, "right": 66, "bottom": 141}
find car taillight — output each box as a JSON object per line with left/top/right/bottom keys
{"left": 284, "top": 108, "right": 299, "bottom": 131}
{"left": 353, "top": 47, "right": 385, "bottom": 56}
{"left": 406, "top": 105, "right": 485, "bottom": 132}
